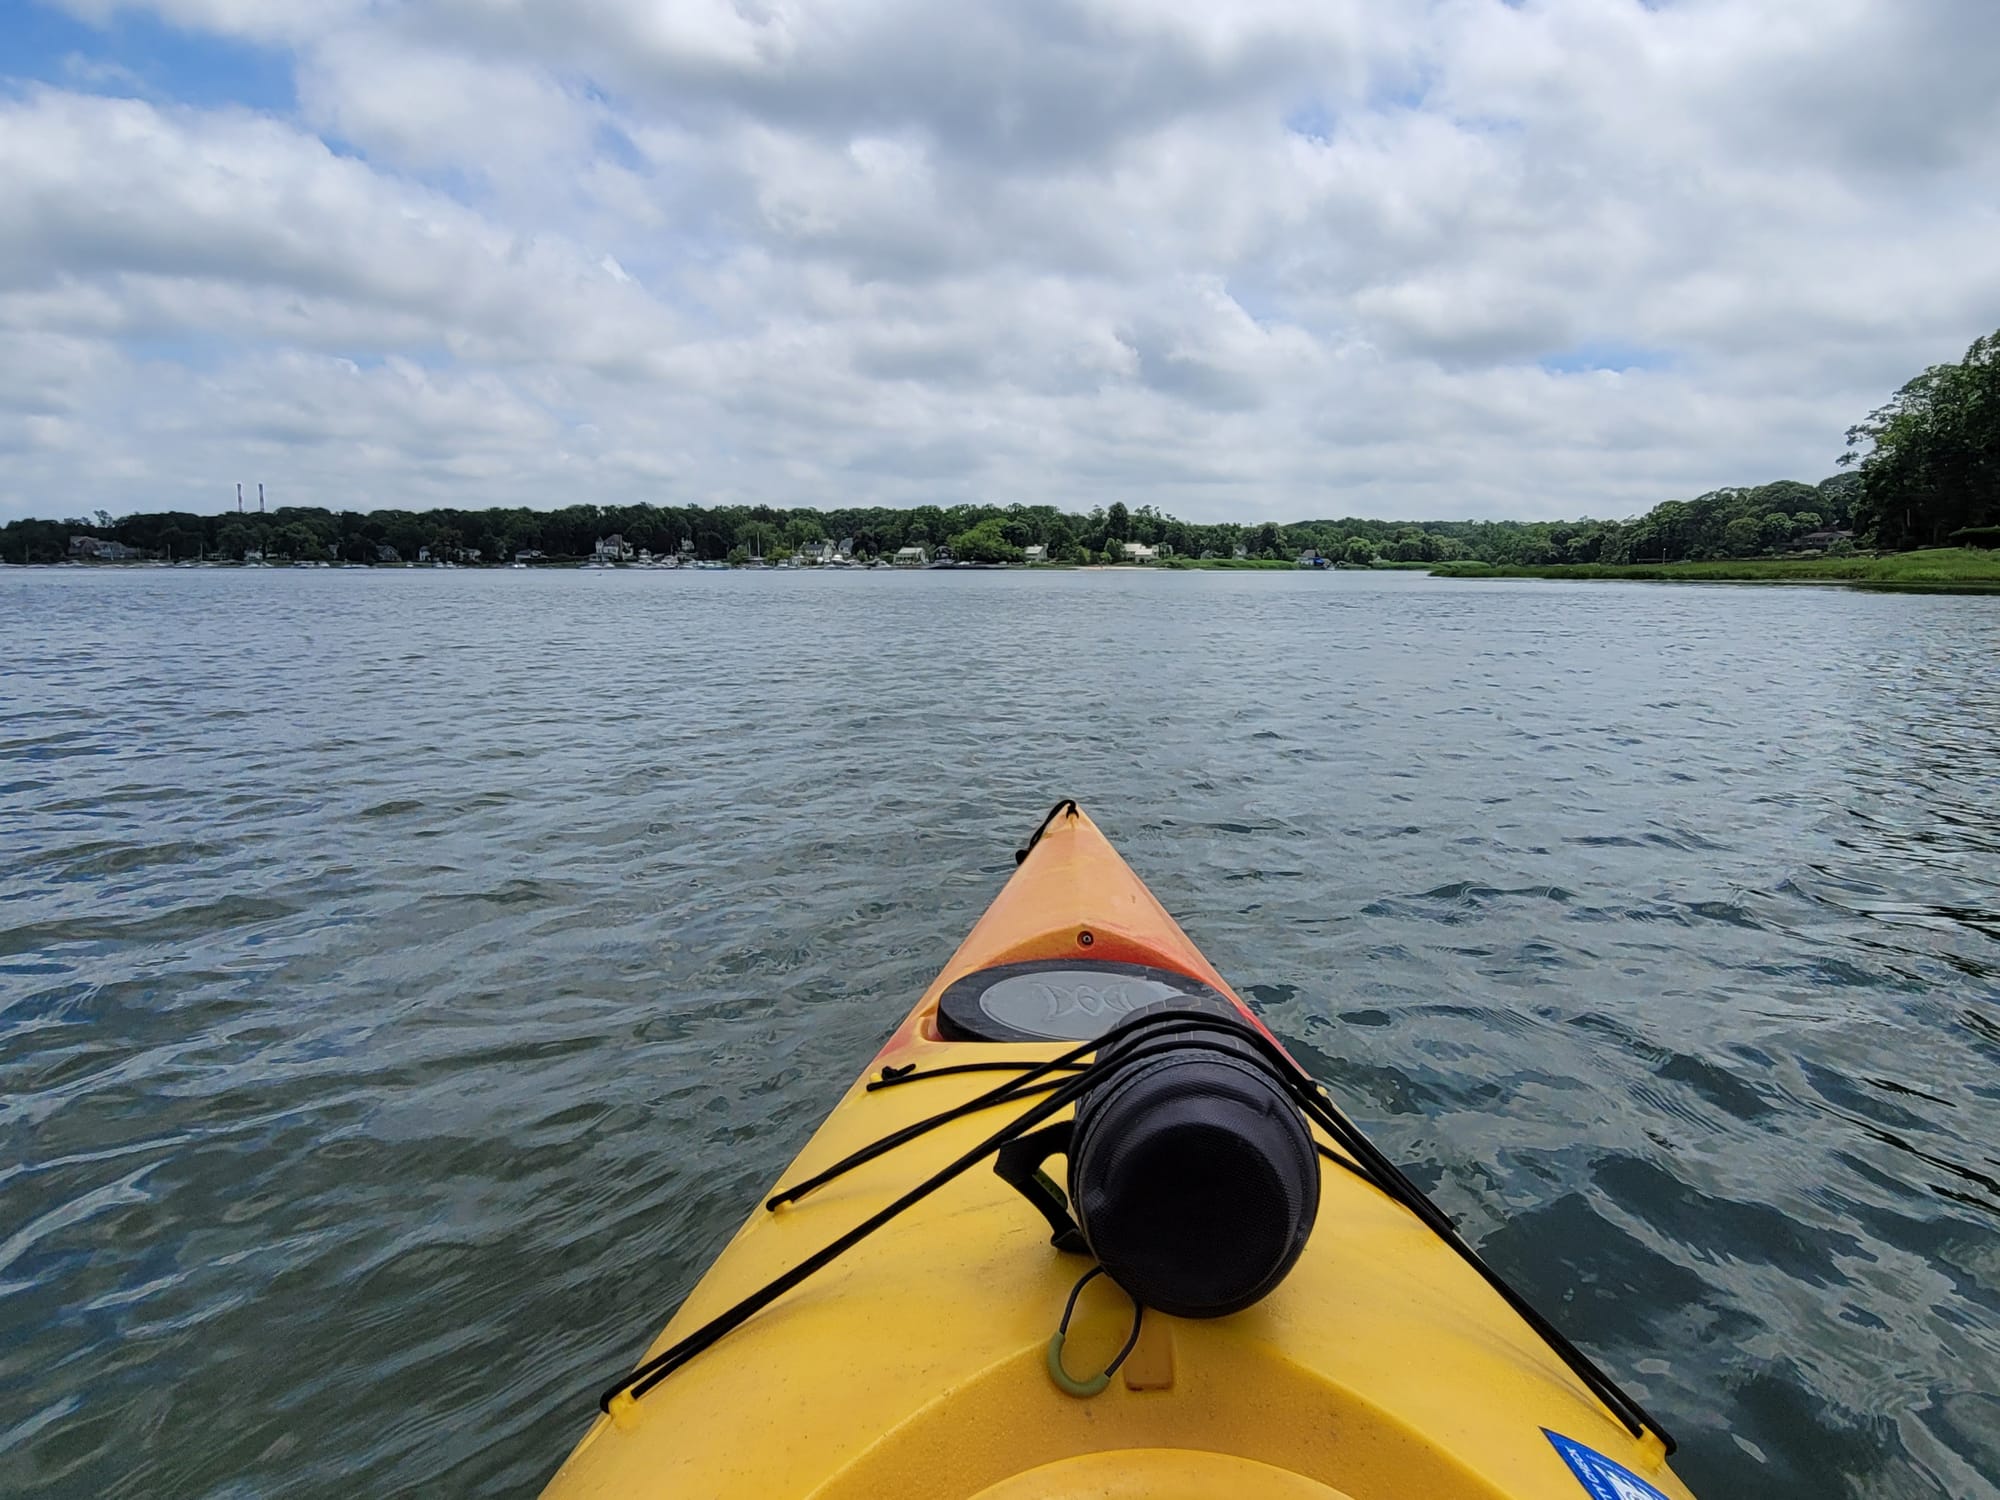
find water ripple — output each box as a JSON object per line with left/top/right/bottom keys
{"left": 0, "top": 567, "right": 1997, "bottom": 1498}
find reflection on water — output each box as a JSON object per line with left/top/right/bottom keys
{"left": 2, "top": 567, "right": 1997, "bottom": 1498}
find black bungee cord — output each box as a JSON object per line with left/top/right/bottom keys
{"left": 594, "top": 1006, "right": 1676, "bottom": 1455}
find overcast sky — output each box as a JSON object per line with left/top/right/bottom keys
{"left": 2, "top": 0, "right": 1997, "bottom": 525}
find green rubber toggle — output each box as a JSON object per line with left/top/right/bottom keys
{"left": 1046, "top": 1331, "right": 1112, "bottom": 1398}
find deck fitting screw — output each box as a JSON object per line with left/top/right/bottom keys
{"left": 1078, "top": 930, "right": 1094, "bottom": 947}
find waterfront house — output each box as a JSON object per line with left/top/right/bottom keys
{"left": 1121, "top": 541, "right": 1159, "bottom": 564}
{"left": 1023, "top": 544, "right": 1047, "bottom": 563}
{"left": 376, "top": 544, "right": 401, "bottom": 563}
{"left": 893, "top": 546, "right": 928, "bottom": 567}
{"left": 594, "top": 534, "right": 633, "bottom": 562}
{"left": 1296, "top": 549, "right": 1330, "bottom": 569}
{"left": 1797, "top": 529, "right": 1855, "bottom": 551}
{"left": 513, "top": 548, "right": 545, "bottom": 563}
{"left": 68, "top": 536, "right": 141, "bottom": 561}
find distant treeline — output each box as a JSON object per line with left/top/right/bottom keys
{"left": 7, "top": 323, "right": 1993, "bottom": 567}
{"left": 0, "top": 481, "right": 1866, "bottom": 568}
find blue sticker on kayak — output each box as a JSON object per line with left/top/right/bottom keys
{"left": 1545, "top": 1430, "right": 1672, "bottom": 1500}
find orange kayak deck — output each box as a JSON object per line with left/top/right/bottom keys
{"left": 876, "top": 800, "right": 1277, "bottom": 1057}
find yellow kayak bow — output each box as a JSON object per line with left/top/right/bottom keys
{"left": 542, "top": 803, "right": 1696, "bottom": 1500}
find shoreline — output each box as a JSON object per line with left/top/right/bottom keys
{"left": 1428, "top": 548, "right": 2000, "bottom": 592}
{"left": 16, "top": 548, "right": 2000, "bottom": 592}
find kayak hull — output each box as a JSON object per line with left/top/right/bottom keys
{"left": 541, "top": 807, "right": 1694, "bottom": 1499}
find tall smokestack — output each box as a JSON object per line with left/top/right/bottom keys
{"left": 258, "top": 483, "right": 265, "bottom": 514}
{"left": 237, "top": 483, "right": 244, "bottom": 513}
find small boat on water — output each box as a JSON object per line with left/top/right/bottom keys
{"left": 543, "top": 804, "right": 1693, "bottom": 1500}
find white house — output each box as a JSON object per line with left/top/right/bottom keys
{"left": 68, "top": 536, "right": 141, "bottom": 561}
{"left": 893, "top": 545, "right": 928, "bottom": 567}
{"left": 1121, "top": 541, "right": 1159, "bottom": 564}
{"left": 594, "top": 534, "right": 633, "bottom": 562}
{"left": 1023, "top": 544, "right": 1048, "bottom": 563}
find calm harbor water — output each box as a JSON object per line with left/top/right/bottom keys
{"left": 3, "top": 566, "right": 1998, "bottom": 1498}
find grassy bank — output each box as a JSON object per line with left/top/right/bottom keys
{"left": 1429, "top": 548, "right": 2000, "bottom": 589}
{"left": 1161, "top": 557, "right": 1437, "bottom": 570}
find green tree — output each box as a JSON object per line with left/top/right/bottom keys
{"left": 1721, "top": 517, "right": 1763, "bottom": 556}
{"left": 1845, "top": 328, "right": 2000, "bottom": 548}
{"left": 215, "top": 520, "right": 257, "bottom": 559}
{"left": 1385, "top": 529, "right": 1431, "bottom": 563}
{"left": 1745, "top": 480, "right": 1820, "bottom": 516}
{"left": 1815, "top": 473, "right": 1863, "bottom": 529}
{"left": 1105, "top": 501, "right": 1130, "bottom": 543}
{"left": 948, "top": 518, "right": 1024, "bottom": 564}
{"left": 272, "top": 523, "right": 328, "bottom": 559}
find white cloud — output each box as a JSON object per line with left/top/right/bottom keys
{"left": 3, "top": 0, "right": 1999, "bottom": 523}
{"left": 49, "top": 0, "right": 366, "bottom": 45}
{"left": 294, "top": 31, "right": 598, "bottom": 180}
{"left": 0, "top": 90, "right": 680, "bottom": 367}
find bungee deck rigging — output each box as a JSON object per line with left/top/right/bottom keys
{"left": 594, "top": 1002, "right": 1672, "bottom": 1453}
{"left": 543, "top": 803, "right": 1698, "bottom": 1500}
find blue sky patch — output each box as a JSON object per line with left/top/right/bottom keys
{"left": 1283, "top": 100, "right": 1336, "bottom": 144}
{"left": 1, "top": 0, "right": 295, "bottom": 112}
{"left": 1224, "top": 275, "right": 1286, "bottom": 326}
{"left": 592, "top": 121, "right": 648, "bottom": 174}
{"left": 117, "top": 331, "right": 242, "bottom": 371}
{"left": 1540, "top": 342, "right": 1674, "bottom": 375}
